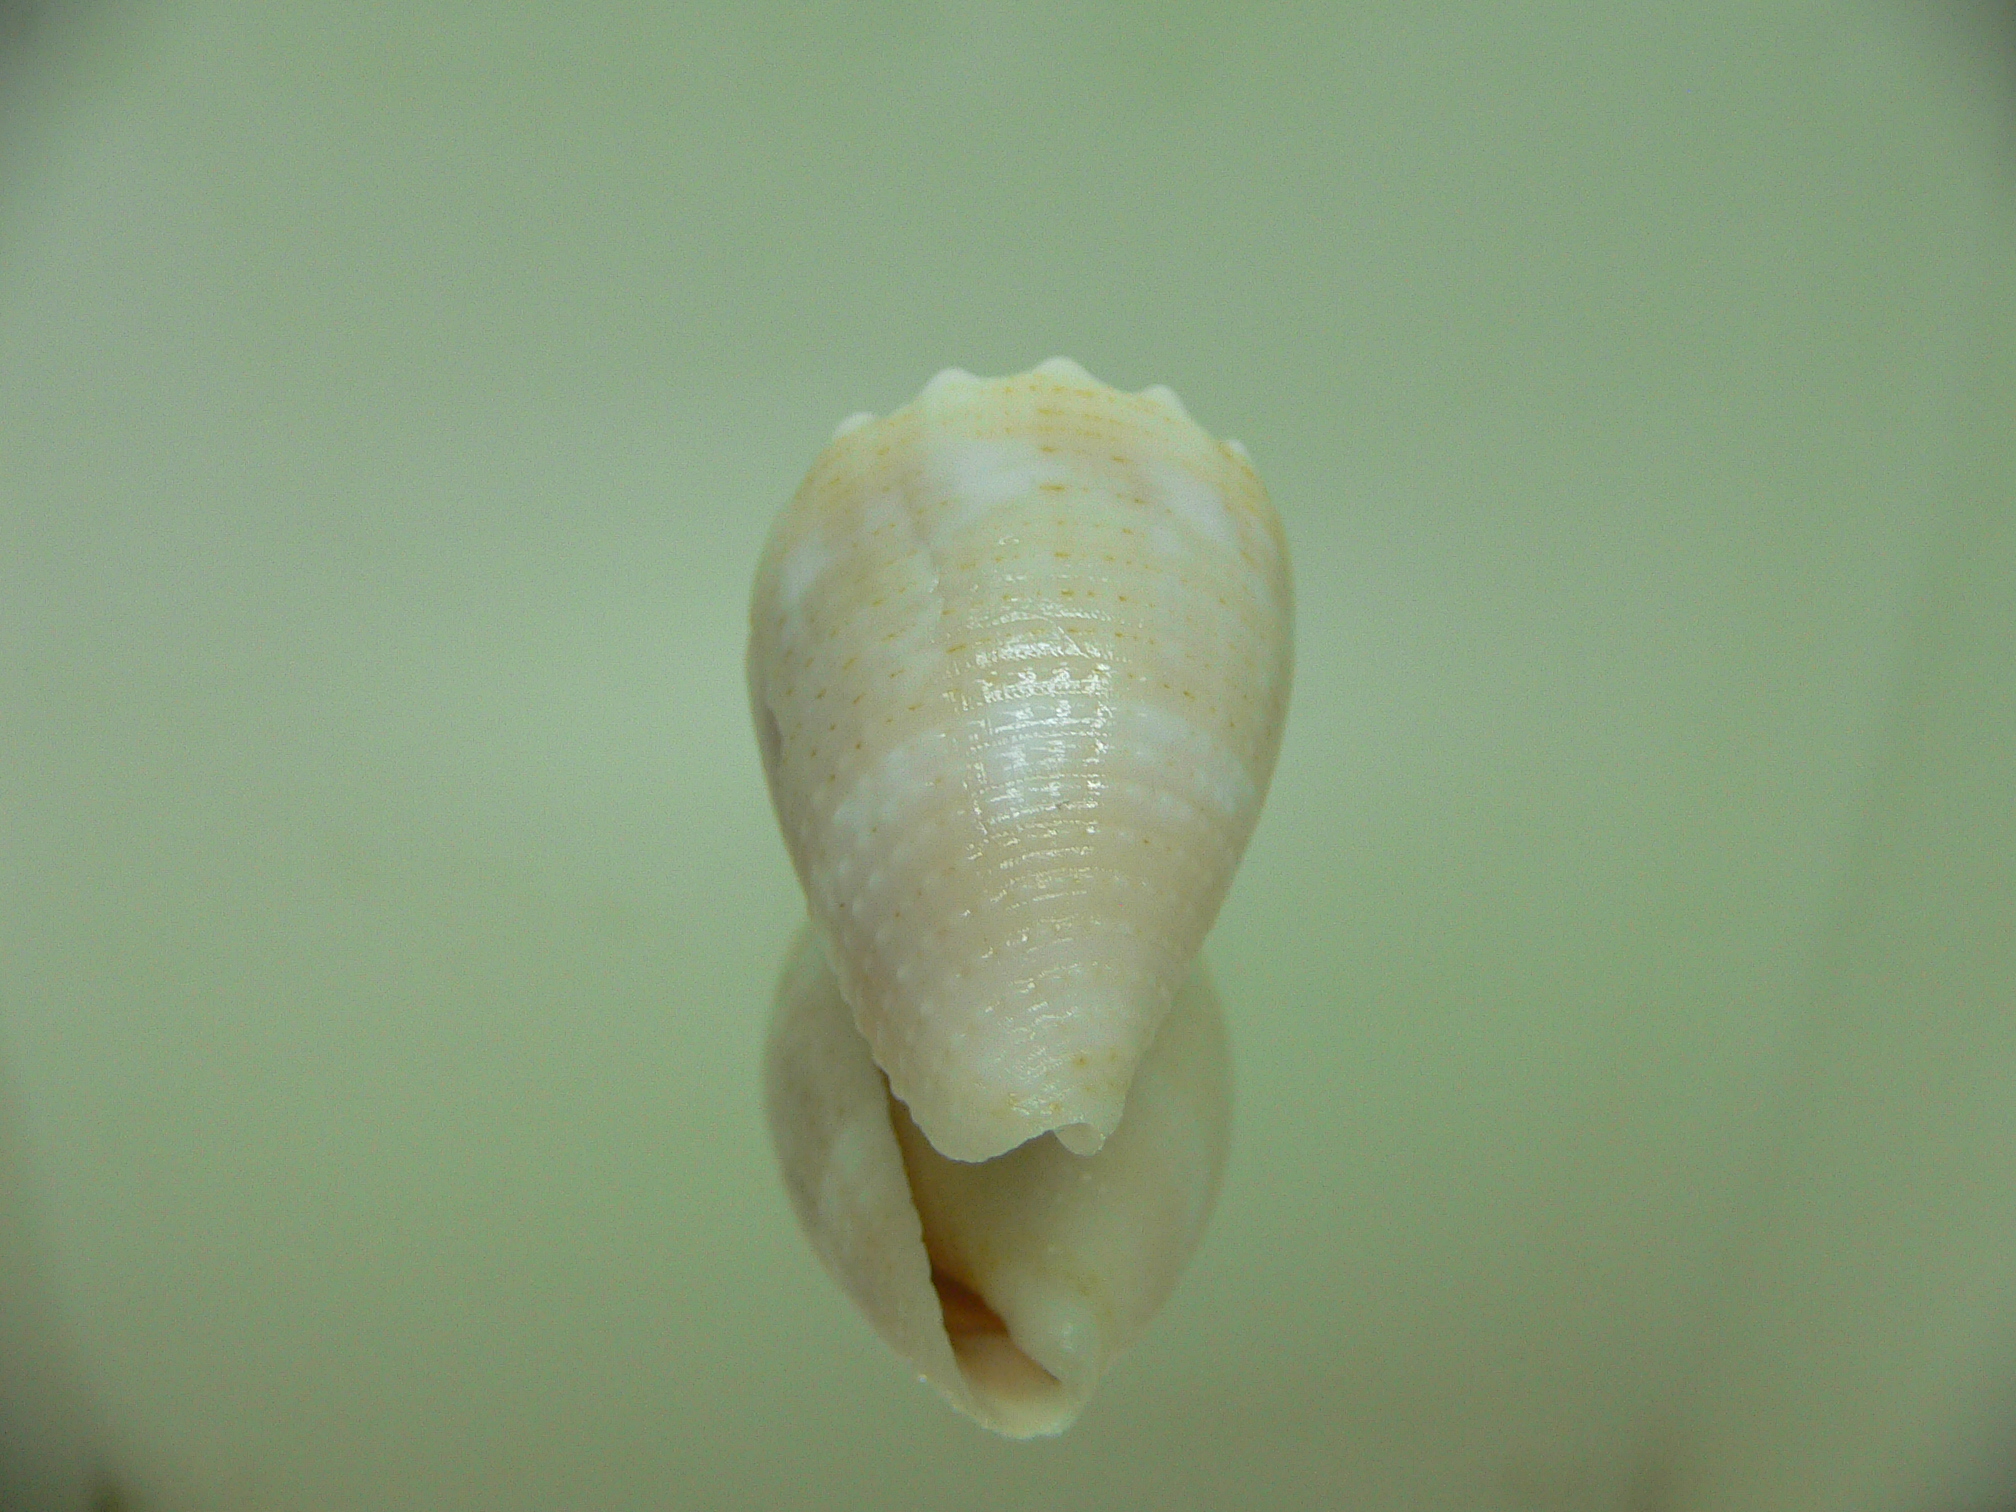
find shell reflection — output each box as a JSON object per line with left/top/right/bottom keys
{"left": 763, "top": 924, "right": 1230, "bottom": 1437}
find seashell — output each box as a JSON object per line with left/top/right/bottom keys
{"left": 763, "top": 922, "right": 1231, "bottom": 1437}
{"left": 748, "top": 358, "right": 1292, "bottom": 1164}
{"left": 749, "top": 359, "right": 1289, "bottom": 1433}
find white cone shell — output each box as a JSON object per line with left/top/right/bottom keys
{"left": 763, "top": 923, "right": 1230, "bottom": 1438}
{"left": 748, "top": 359, "right": 1291, "bottom": 1162}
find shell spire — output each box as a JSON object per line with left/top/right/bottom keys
{"left": 749, "top": 360, "right": 1292, "bottom": 1163}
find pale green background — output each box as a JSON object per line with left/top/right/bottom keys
{"left": 1, "top": 4, "right": 2013, "bottom": 1510}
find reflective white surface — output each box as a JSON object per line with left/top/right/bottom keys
{"left": 1, "top": 4, "right": 2012, "bottom": 1509}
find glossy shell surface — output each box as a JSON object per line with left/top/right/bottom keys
{"left": 749, "top": 358, "right": 1291, "bottom": 1164}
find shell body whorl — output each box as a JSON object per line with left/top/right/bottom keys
{"left": 749, "top": 358, "right": 1291, "bottom": 1162}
